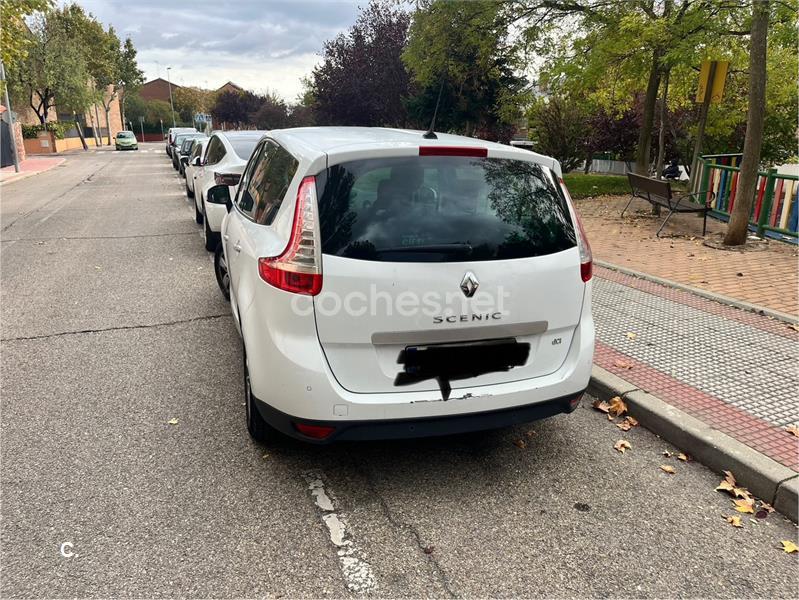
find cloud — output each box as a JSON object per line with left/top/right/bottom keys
{"left": 74, "top": 0, "right": 361, "bottom": 100}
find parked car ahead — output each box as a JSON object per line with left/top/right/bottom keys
{"left": 194, "top": 130, "right": 265, "bottom": 251}
{"left": 216, "top": 126, "right": 595, "bottom": 444}
{"left": 171, "top": 133, "right": 205, "bottom": 171}
{"left": 115, "top": 130, "right": 138, "bottom": 151}
{"left": 184, "top": 138, "right": 209, "bottom": 199}
{"left": 178, "top": 136, "right": 207, "bottom": 177}
{"left": 165, "top": 127, "right": 197, "bottom": 157}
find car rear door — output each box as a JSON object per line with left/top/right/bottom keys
{"left": 312, "top": 148, "right": 586, "bottom": 396}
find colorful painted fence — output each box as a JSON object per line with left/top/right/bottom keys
{"left": 694, "top": 154, "right": 798, "bottom": 243}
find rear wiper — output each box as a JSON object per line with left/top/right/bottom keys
{"left": 376, "top": 244, "right": 473, "bottom": 254}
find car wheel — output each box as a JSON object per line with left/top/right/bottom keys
{"left": 243, "top": 343, "right": 276, "bottom": 444}
{"left": 203, "top": 213, "right": 218, "bottom": 251}
{"left": 214, "top": 242, "right": 231, "bottom": 301}
{"left": 195, "top": 198, "right": 204, "bottom": 224}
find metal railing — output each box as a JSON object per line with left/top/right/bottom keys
{"left": 693, "top": 153, "right": 798, "bottom": 243}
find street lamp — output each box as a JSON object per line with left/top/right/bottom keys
{"left": 166, "top": 66, "right": 176, "bottom": 128}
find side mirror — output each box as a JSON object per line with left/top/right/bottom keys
{"left": 192, "top": 157, "right": 201, "bottom": 166}
{"left": 207, "top": 184, "right": 232, "bottom": 213}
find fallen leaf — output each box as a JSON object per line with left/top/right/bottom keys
{"left": 662, "top": 450, "right": 673, "bottom": 458}
{"left": 781, "top": 540, "right": 798, "bottom": 553}
{"left": 725, "top": 515, "right": 743, "bottom": 528}
{"left": 660, "top": 465, "right": 676, "bottom": 474}
{"left": 617, "top": 420, "right": 632, "bottom": 432}
{"left": 677, "top": 453, "right": 690, "bottom": 462}
{"left": 626, "top": 416, "right": 639, "bottom": 427}
{"left": 592, "top": 399, "right": 611, "bottom": 414}
{"left": 733, "top": 498, "right": 755, "bottom": 514}
{"left": 613, "top": 359, "right": 634, "bottom": 370}
{"left": 607, "top": 413, "right": 614, "bottom": 421}
{"left": 513, "top": 439, "right": 527, "bottom": 449}
{"left": 525, "top": 430, "right": 536, "bottom": 439}
{"left": 716, "top": 471, "right": 737, "bottom": 494}
{"left": 787, "top": 324, "right": 799, "bottom": 332}
{"left": 786, "top": 424, "right": 799, "bottom": 437}
{"left": 760, "top": 501, "right": 775, "bottom": 514}
{"left": 626, "top": 332, "right": 637, "bottom": 340}
{"left": 614, "top": 439, "right": 631, "bottom": 454}
{"left": 608, "top": 396, "right": 628, "bottom": 417}
{"left": 167, "top": 418, "right": 179, "bottom": 425}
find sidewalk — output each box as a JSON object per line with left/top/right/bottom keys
{"left": 578, "top": 195, "right": 799, "bottom": 316}
{"left": 0, "top": 156, "right": 65, "bottom": 184}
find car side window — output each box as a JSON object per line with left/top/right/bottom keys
{"left": 249, "top": 142, "right": 299, "bottom": 226}
{"left": 236, "top": 143, "right": 266, "bottom": 219}
{"left": 205, "top": 137, "right": 226, "bottom": 165}
{"left": 237, "top": 143, "right": 268, "bottom": 220}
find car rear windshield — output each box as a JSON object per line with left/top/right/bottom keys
{"left": 230, "top": 138, "right": 260, "bottom": 160}
{"left": 316, "top": 155, "right": 576, "bottom": 262}
{"left": 118, "top": 132, "right": 134, "bottom": 138}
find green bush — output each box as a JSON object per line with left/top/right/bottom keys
{"left": 20, "top": 122, "right": 72, "bottom": 139}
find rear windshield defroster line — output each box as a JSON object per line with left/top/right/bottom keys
{"left": 316, "top": 155, "right": 577, "bottom": 263}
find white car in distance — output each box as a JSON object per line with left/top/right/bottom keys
{"left": 194, "top": 130, "right": 266, "bottom": 251}
{"left": 216, "top": 127, "right": 595, "bottom": 445}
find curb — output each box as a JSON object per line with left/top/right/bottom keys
{"left": 588, "top": 365, "right": 799, "bottom": 522}
{"left": 595, "top": 260, "right": 798, "bottom": 325}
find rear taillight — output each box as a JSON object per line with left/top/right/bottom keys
{"left": 419, "top": 146, "right": 488, "bottom": 157}
{"left": 214, "top": 172, "right": 241, "bottom": 186}
{"left": 258, "top": 175, "right": 322, "bottom": 295}
{"left": 293, "top": 422, "right": 336, "bottom": 439}
{"left": 559, "top": 177, "right": 592, "bottom": 283}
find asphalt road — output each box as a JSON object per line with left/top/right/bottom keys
{"left": 1, "top": 144, "right": 796, "bottom": 598}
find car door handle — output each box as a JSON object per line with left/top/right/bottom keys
{"left": 234, "top": 242, "right": 241, "bottom": 253}
{"left": 223, "top": 234, "right": 230, "bottom": 241}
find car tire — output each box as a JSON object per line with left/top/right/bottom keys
{"left": 243, "top": 343, "right": 276, "bottom": 444}
{"left": 203, "top": 213, "right": 218, "bottom": 251}
{"left": 195, "top": 199, "right": 203, "bottom": 224}
{"left": 214, "top": 242, "right": 231, "bottom": 301}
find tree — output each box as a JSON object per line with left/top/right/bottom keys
{"left": 251, "top": 92, "right": 289, "bottom": 129}
{"left": 404, "top": 0, "right": 526, "bottom": 140}
{"left": 174, "top": 86, "right": 214, "bottom": 124}
{"left": 7, "top": 8, "right": 95, "bottom": 124}
{"left": 310, "top": 0, "right": 412, "bottom": 127}
{"left": 0, "top": 0, "right": 51, "bottom": 70}
{"left": 527, "top": 96, "right": 588, "bottom": 172}
{"left": 210, "top": 90, "right": 262, "bottom": 128}
{"left": 724, "top": 0, "right": 769, "bottom": 246}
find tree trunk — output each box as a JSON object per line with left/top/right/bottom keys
{"left": 724, "top": 0, "right": 769, "bottom": 246}
{"left": 104, "top": 105, "right": 112, "bottom": 146}
{"left": 74, "top": 117, "right": 88, "bottom": 151}
{"left": 655, "top": 69, "right": 670, "bottom": 179}
{"left": 634, "top": 49, "right": 662, "bottom": 176}
{"left": 583, "top": 154, "right": 592, "bottom": 174}
{"left": 94, "top": 104, "right": 103, "bottom": 146}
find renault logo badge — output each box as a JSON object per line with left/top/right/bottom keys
{"left": 460, "top": 272, "right": 479, "bottom": 298}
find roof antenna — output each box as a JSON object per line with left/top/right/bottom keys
{"left": 423, "top": 78, "right": 445, "bottom": 140}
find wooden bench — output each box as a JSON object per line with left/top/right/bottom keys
{"left": 623, "top": 172, "right": 715, "bottom": 237}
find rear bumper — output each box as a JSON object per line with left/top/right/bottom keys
{"left": 253, "top": 389, "right": 584, "bottom": 444}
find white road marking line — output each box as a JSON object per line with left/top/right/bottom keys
{"left": 303, "top": 471, "right": 376, "bottom": 594}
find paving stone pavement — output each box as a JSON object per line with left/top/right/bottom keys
{"left": 593, "top": 266, "right": 799, "bottom": 471}
{"left": 578, "top": 195, "right": 799, "bottom": 316}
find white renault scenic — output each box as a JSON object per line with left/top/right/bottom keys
{"left": 216, "top": 127, "right": 594, "bottom": 444}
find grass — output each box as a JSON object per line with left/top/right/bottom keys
{"left": 562, "top": 173, "right": 631, "bottom": 199}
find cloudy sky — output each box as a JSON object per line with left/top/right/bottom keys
{"left": 75, "top": 0, "right": 362, "bottom": 101}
